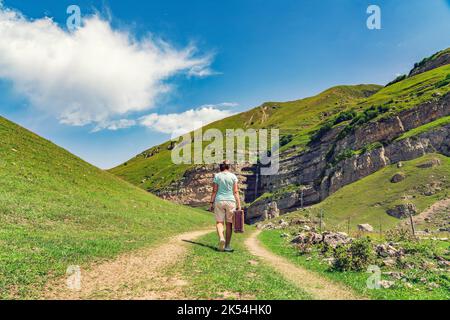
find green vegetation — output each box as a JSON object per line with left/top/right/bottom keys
{"left": 0, "top": 116, "right": 212, "bottom": 299}
{"left": 287, "top": 154, "right": 450, "bottom": 231}
{"left": 259, "top": 230, "right": 450, "bottom": 300}
{"left": 167, "top": 232, "right": 312, "bottom": 300}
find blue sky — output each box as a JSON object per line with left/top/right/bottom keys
{"left": 0, "top": 0, "right": 449, "bottom": 169}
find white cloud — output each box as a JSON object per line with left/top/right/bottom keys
{"left": 139, "top": 105, "right": 237, "bottom": 136}
{"left": 0, "top": 5, "right": 213, "bottom": 126}
{"left": 91, "top": 119, "right": 137, "bottom": 132}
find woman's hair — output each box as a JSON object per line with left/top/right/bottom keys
{"left": 219, "top": 161, "right": 230, "bottom": 172}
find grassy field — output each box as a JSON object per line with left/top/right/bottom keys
{"left": 284, "top": 154, "right": 450, "bottom": 231}
{"left": 259, "top": 230, "right": 450, "bottom": 300}
{"left": 166, "top": 231, "right": 312, "bottom": 300}
{"left": 0, "top": 116, "right": 212, "bottom": 299}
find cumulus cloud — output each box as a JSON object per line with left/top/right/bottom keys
{"left": 139, "top": 105, "right": 237, "bottom": 136}
{"left": 0, "top": 5, "right": 213, "bottom": 126}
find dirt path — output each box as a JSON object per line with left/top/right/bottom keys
{"left": 43, "top": 229, "right": 212, "bottom": 300}
{"left": 404, "top": 198, "right": 450, "bottom": 226}
{"left": 245, "top": 230, "right": 364, "bottom": 300}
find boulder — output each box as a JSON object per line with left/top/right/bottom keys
{"left": 291, "top": 232, "right": 323, "bottom": 245}
{"left": 390, "top": 172, "right": 405, "bottom": 183}
{"left": 386, "top": 203, "right": 417, "bottom": 219}
{"left": 358, "top": 224, "right": 374, "bottom": 232}
{"left": 322, "top": 231, "right": 351, "bottom": 248}
{"left": 376, "top": 243, "right": 403, "bottom": 258}
{"left": 417, "top": 158, "right": 441, "bottom": 168}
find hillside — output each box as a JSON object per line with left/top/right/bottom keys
{"left": 110, "top": 84, "right": 382, "bottom": 192}
{"left": 110, "top": 47, "right": 450, "bottom": 229}
{"left": 276, "top": 153, "right": 449, "bottom": 231}
{"left": 0, "top": 116, "right": 211, "bottom": 299}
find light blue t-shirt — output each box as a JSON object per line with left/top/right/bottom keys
{"left": 213, "top": 171, "right": 238, "bottom": 203}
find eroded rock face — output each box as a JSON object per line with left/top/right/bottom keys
{"left": 409, "top": 50, "right": 450, "bottom": 77}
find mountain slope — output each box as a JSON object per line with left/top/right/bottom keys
{"left": 110, "top": 48, "right": 450, "bottom": 228}
{"left": 0, "top": 116, "right": 211, "bottom": 299}
{"left": 110, "top": 84, "right": 382, "bottom": 192}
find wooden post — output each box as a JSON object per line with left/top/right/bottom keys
{"left": 300, "top": 189, "right": 304, "bottom": 209}
{"left": 347, "top": 217, "right": 350, "bottom": 235}
{"left": 319, "top": 209, "right": 324, "bottom": 233}
{"left": 379, "top": 219, "right": 382, "bottom": 239}
{"left": 409, "top": 212, "right": 416, "bottom": 238}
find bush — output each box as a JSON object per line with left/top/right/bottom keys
{"left": 386, "top": 74, "right": 407, "bottom": 87}
{"left": 385, "top": 227, "right": 416, "bottom": 242}
{"left": 280, "top": 134, "right": 293, "bottom": 147}
{"left": 332, "top": 237, "right": 375, "bottom": 271}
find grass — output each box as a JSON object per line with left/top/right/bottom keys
{"left": 259, "top": 230, "right": 450, "bottom": 300}
{"left": 396, "top": 115, "right": 450, "bottom": 141}
{"left": 285, "top": 154, "right": 450, "bottom": 231}
{"left": 167, "top": 231, "right": 312, "bottom": 300}
{"left": 0, "top": 116, "right": 212, "bottom": 299}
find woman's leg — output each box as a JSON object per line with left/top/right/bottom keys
{"left": 225, "top": 222, "right": 233, "bottom": 247}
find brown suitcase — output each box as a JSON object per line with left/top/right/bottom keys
{"left": 233, "top": 209, "right": 245, "bottom": 233}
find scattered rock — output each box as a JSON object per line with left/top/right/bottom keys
{"left": 322, "top": 231, "right": 351, "bottom": 248}
{"left": 376, "top": 243, "right": 403, "bottom": 258}
{"left": 280, "top": 233, "right": 289, "bottom": 238}
{"left": 379, "top": 280, "right": 395, "bottom": 289}
{"left": 302, "top": 225, "right": 311, "bottom": 231}
{"left": 382, "top": 258, "right": 397, "bottom": 267}
{"left": 291, "top": 232, "right": 323, "bottom": 245}
{"left": 397, "top": 162, "right": 403, "bottom": 168}
{"left": 428, "top": 282, "right": 440, "bottom": 290}
{"left": 358, "top": 224, "right": 374, "bottom": 232}
{"left": 391, "top": 172, "right": 406, "bottom": 183}
{"left": 383, "top": 271, "right": 404, "bottom": 280}
{"left": 417, "top": 158, "right": 441, "bottom": 168}
{"left": 386, "top": 203, "right": 417, "bottom": 219}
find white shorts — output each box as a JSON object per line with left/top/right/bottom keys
{"left": 214, "top": 201, "right": 236, "bottom": 223}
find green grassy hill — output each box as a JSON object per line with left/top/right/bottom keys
{"left": 110, "top": 84, "right": 382, "bottom": 192}
{"left": 0, "top": 116, "right": 211, "bottom": 299}
{"left": 284, "top": 154, "right": 450, "bottom": 231}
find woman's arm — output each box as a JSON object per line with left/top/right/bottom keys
{"left": 210, "top": 184, "right": 218, "bottom": 211}
{"left": 233, "top": 182, "right": 241, "bottom": 210}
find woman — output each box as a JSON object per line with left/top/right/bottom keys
{"left": 209, "top": 161, "right": 241, "bottom": 252}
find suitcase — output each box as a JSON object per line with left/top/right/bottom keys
{"left": 233, "top": 209, "right": 245, "bottom": 233}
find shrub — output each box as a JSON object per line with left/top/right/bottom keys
{"left": 385, "top": 227, "right": 416, "bottom": 242}
{"left": 280, "top": 134, "right": 293, "bottom": 147}
{"left": 386, "top": 74, "right": 407, "bottom": 87}
{"left": 332, "top": 237, "right": 375, "bottom": 271}
{"left": 333, "top": 110, "right": 357, "bottom": 125}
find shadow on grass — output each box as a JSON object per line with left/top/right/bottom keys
{"left": 182, "top": 239, "right": 218, "bottom": 252}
